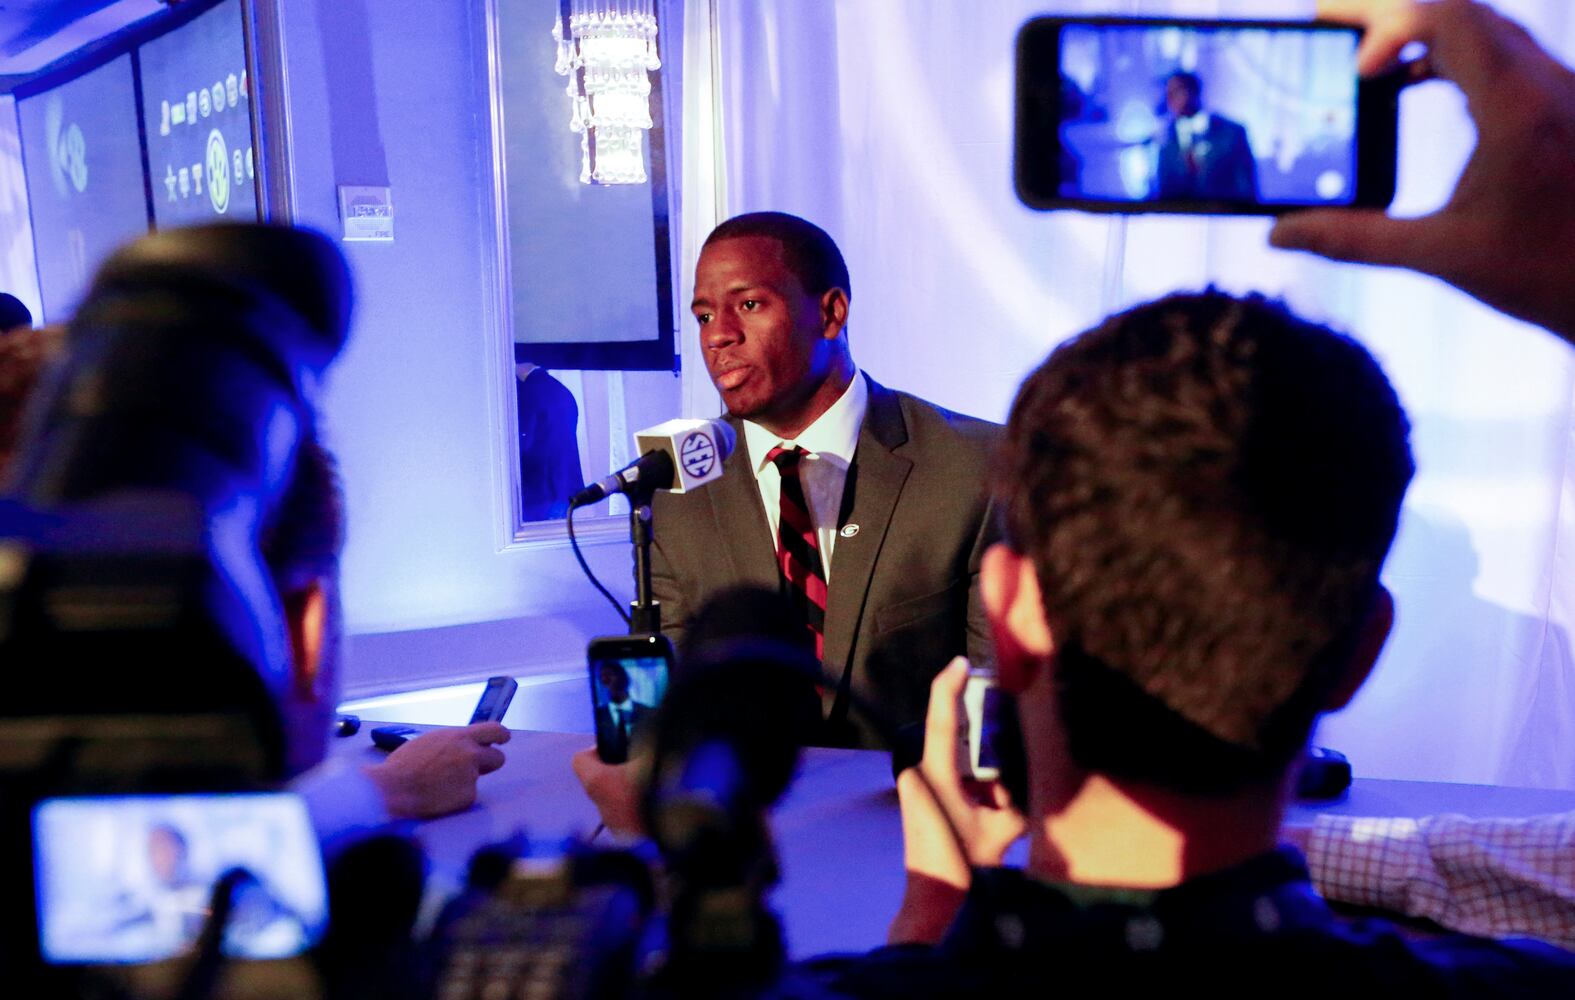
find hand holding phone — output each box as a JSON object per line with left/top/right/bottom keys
{"left": 371, "top": 676, "right": 517, "bottom": 752}
{"left": 1272, "top": 1, "right": 1575, "bottom": 342}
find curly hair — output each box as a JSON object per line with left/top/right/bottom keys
{"left": 999, "top": 291, "right": 1413, "bottom": 790}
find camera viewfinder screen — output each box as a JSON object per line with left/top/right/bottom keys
{"left": 34, "top": 793, "right": 327, "bottom": 964}
{"left": 1055, "top": 23, "right": 1359, "bottom": 206}
{"left": 591, "top": 654, "right": 668, "bottom": 761}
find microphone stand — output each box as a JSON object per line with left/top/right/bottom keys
{"left": 628, "top": 483, "right": 661, "bottom": 634}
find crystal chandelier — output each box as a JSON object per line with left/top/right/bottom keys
{"left": 552, "top": 0, "right": 661, "bottom": 185}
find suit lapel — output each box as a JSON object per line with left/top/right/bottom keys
{"left": 707, "top": 420, "right": 781, "bottom": 589}
{"left": 823, "top": 377, "right": 912, "bottom": 674}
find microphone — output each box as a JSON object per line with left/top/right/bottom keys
{"left": 570, "top": 418, "right": 736, "bottom": 507}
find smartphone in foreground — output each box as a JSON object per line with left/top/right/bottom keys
{"left": 371, "top": 675, "right": 518, "bottom": 751}
{"left": 588, "top": 633, "right": 673, "bottom": 764}
{"left": 1015, "top": 15, "right": 1399, "bottom": 215}
{"left": 470, "top": 675, "right": 519, "bottom": 724}
{"left": 33, "top": 792, "right": 327, "bottom": 965}
{"left": 958, "top": 668, "right": 1002, "bottom": 782}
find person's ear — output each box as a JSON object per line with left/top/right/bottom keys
{"left": 981, "top": 543, "right": 1055, "bottom": 691}
{"left": 1325, "top": 584, "right": 1394, "bottom": 711}
{"left": 820, "top": 287, "right": 849, "bottom": 340}
{"left": 283, "top": 581, "right": 329, "bottom": 699}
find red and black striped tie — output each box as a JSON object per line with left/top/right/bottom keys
{"left": 767, "top": 445, "right": 827, "bottom": 660}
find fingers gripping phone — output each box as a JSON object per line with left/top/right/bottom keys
{"left": 1015, "top": 15, "right": 1400, "bottom": 215}
{"left": 371, "top": 675, "right": 518, "bottom": 751}
{"left": 588, "top": 633, "right": 673, "bottom": 764}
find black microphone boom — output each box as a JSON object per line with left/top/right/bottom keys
{"left": 569, "top": 418, "right": 736, "bottom": 508}
{"left": 570, "top": 450, "right": 676, "bottom": 508}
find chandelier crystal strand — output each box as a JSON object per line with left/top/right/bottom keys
{"left": 551, "top": 0, "right": 660, "bottom": 185}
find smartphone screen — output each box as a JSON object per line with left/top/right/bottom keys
{"left": 33, "top": 793, "right": 327, "bottom": 964}
{"left": 1016, "top": 17, "right": 1397, "bottom": 214}
{"left": 589, "top": 634, "right": 672, "bottom": 764}
{"left": 470, "top": 675, "right": 519, "bottom": 724}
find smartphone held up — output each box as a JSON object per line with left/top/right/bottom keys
{"left": 588, "top": 633, "right": 673, "bottom": 765}
{"left": 1015, "top": 15, "right": 1400, "bottom": 215}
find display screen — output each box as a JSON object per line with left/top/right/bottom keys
{"left": 1052, "top": 22, "right": 1360, "bottom": 207}
{"left": 590, "top": 652, "right": 669, "bottom": 763}
{"left": 139, "top": 0, "right": 259, "bottom": 227}
{"left": 34, "top": 793, "right": 326, "bottom": 964}
{"left": 16, "top": 54, "right": 151, "bottom": 322}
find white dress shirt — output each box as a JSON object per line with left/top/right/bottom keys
{"left": 1175, "top": 110, "right": 1212, "bottom": 149}
{"left": 741, "top": 371, "right": 868, "bottom": 583}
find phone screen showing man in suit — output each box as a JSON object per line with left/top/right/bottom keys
{"left": 588, "top": 635, "right": 672, "bottom": 764}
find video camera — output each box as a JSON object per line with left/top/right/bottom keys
{"left": 0, "top": 223, "right": 350, "bottom": 995}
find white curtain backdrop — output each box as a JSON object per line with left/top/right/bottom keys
{"left": 678, "top": 0, "right": 1575, "bottom": 788}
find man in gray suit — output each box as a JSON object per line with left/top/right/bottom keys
{"left": 654, "top": 212, "right": 999, "bottom": 748}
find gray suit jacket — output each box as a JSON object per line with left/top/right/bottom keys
{"left": 649, "top": 375, "right": 1000, "bottom": 747}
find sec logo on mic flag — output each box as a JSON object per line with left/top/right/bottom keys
{"left": 681, "top": 431, "right": 717, "bottom": 478}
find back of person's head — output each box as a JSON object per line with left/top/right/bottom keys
{"left": 704, "top": 212, "right": 851, "bottom": 301}
{"left": 8, "top": 223, "right": 350, "bottom": 508}
{"left": 0, "top": 292, "right": 32, "bottom": 334}
{"left": 998, "top": 291, "right": 1413, "bottom": 793}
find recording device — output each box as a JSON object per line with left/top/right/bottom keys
{"left": 422, "top": 630, "right": 817, "bottom": 999}
{"left": 0, "top": 225, "right": 350, "bottom": 988}
{"left": 589, "top": 634, "right": 673, "bottom": 765}
{"left": 371, "top": 675, "right": 519, "bottom": 751}
{"left": 470, "top": 675, "right": 519, "bottom": 724}
{"left": 33, "top": 792, "right": 327, "bottom": 964}
{"left": 958, "top": 666, "right": 1002, "bottom": 782}
{"left": 639, "top": 636, "right": 820, "bottom": 995}
{"left": 1016, "top": 16, "right": 1400, "bottom": 215}
{"left": 569, "top": 418, "right": 736, "bottom": 507}
{"left": 370, "top": 725, "right": 420, "bottom": 751}
{"left": 425, "top": 844, "right": 655, "bottom": 1000}
{"left": 1295, "top": 745, "right": 1353, "bottom": 801}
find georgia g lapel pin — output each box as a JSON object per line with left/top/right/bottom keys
{"left": 840, "top": 524, "right": 860, "bottom": 539}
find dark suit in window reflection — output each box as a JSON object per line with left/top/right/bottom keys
{"left": 1154, "top": 71, "right": 1258, "bottom": 202}
{"left": 516, "top": 363, "right": 583, "bottom": 521}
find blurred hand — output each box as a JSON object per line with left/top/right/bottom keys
{"left": 1271, "top": 0, "right": 1575, "bottom": 341}
{"left": 365, "top": 722, "right": 510, "bottom": 819}
{"left": 571, "top": 747, "right": 647, "bottom": 836}
{"left": 888, "top": 658, "right": 1027, "bottom": 944}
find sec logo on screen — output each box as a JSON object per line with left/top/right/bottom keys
{"left": 206, "top": 129, "right": 230, "bottom": 214}
{"left": 680, "top": 431, "right": 717, "bottom": 478}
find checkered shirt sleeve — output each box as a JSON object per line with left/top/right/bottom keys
{"left": 1306, "top": 811, "right": 1575, "bottom": 950}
